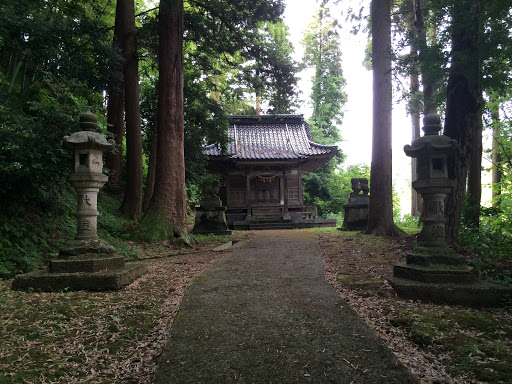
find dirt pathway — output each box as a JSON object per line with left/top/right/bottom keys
{"left": 153, "top": 230, "right": 417, "bottom": 384}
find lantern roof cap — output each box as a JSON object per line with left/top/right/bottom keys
{"left": 62, "top": 110, "right": 114, "bottom": 151}
{"left": 404, "top": 114, "right": 458, "bottom": 158}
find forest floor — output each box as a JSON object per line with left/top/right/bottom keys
{"left": 0, "top": 228, "right": 511, "bottom": 383}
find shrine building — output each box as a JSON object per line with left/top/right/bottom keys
{"left": 203, "top": 114, "right": 338, "bottom": 230}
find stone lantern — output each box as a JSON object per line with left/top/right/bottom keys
{"left": 62, "top": 109, "right": 112, "bottom": 241}
{"left": 403, "top": 114, "right": 457, "bottom": 248}
{"left": 390, "top": 114, "right": 511, "bottom": 306}
{"left": 12, "top": 110, "right": 146, "bottom": 291}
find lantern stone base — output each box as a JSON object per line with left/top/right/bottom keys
{"left": 12, "top": 239, "right": 146, "bottom": 292}
{"left": 389, "top": 277, "right": 512, "bottom": 307}
{"left": 393, "top": 263, "right": 476, "bottom": 284}
{"left": 391, "top": 247, "right": 511, "bottom": 306}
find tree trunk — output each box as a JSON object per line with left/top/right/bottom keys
{"left": 409, "top": 0, "right": 421, "bottom": 217}
{"left": 413, "top": 0, "right": 437, "bottom": 115}
{"left": 106, "top": 0, "right": 124, "bottom": 186}
{"left": 142, "top": 127, "right": 157, "bottom": 212}
{"left": 467, "top": 117, "right": 482, "bottom": 227}
{"left": 491, "top": 103, "right": 502, "bottom": 208}
{"left": 119, "top": 0, "right": 143, "bottom": 220}
{"left": 256, "top": 89, "right": 261, "bottom": 115}
{"left": 443, "top": 1, "right": 482, "bottom": 244}
{"left": 364, "top": 0, "right": 404, "bottom": 237}
{"left": 106, "top": 94, "right": 124, "bottom": 186}
{"left": 142, "top": 0, "right": 188, "bottom": 240}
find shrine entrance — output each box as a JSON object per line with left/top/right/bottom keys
{"left": 250, "top": 173, "right": 281, "bottom": 204}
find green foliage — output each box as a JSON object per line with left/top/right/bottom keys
{"left": 459, "top": 208, "right": 512, "bottom": 286}
{"left": 0, "top": 189, "right": 76, "bottom": 278}
{"left": 304, "top": 163, "right": 370, "bottom": 218}
{"left": 302, "top": 7, "right": 347, "bottom": 142}
{"left": 300, "top": 7, "right": 348, "bottom": 212}
{"left": 237, "top": 20, "right": 299, "bottom": 113}
{"left": 395, "top": 214, "right": 421, "bottom": 232}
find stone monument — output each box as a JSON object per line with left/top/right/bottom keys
{"left": 340, "top": 178, "right": 369, "bottom": 230}
{"left": 390, "top": 114, "right": 510, "bottom": 306}
{"left": 192, "top": 180, "right": 232, "bottom": 236}
{"left": 12, "top": 110, "right": 146, "bottom": 291}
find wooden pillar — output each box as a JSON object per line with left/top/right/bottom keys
{"left": 298, "top": 167, "right": 304, "bottom": 205}
{"left": 279, "top": 174, "right": 285, "bottom": 206}
{"left": 283, "top": 170, "right": 289, "bottom": 217}
{"left": 246, "top": 172, "right": 252, "bottom": 219}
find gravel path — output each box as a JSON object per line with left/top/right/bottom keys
{"left": 153, "top": 230, "right": 417, "bottom": 384}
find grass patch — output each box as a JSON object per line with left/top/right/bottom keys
{"left": 193, "top": 233, "right": 231, "bottom": 244}
{"left": 388, "top": 305, "right": 512, "bottom": 382}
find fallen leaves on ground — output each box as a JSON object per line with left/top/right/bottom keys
{"left": 319, "top": 230, "right": 512, "bottom": 384}
{"left": 0, "top": 240, "right": 231, "bottom": 383}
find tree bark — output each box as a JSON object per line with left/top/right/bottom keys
{"left": 467, "top": 117, "right": 482, "bottom": 227}
{"left": 413, "top": 0, "right": 437, "bottom": 115}
{"left": 443, "top": 1, "right": 482, "bottom": 244}
{"left": 364, "top": 0, "right": 404, "bottom": 236}
{"left": 142, "top": 0, "right": 188, "bottom": 239}
{"left": 106, "top": 0, "right": 124, "bottom": 186}
{"left": 490, "top": 101, "right": 502, "bottom": 208}
{"left": 119, "top": 0, "right": 143, "bottom": 220}
{"left": 142, "top": 127, "right": 157, "bottom": 213}
{"left": 409, "top": 0, "right": 421, "bottom": 217}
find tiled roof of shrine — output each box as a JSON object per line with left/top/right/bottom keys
{"left": 204, "top": 115, "right": 338, "bottom": 160}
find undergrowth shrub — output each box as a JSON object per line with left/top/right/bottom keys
{"left": 0, "top": 188, "right": 76, "bottom": 278}
{"left": 459, "top": 203, "right": 512, "bottom": 286}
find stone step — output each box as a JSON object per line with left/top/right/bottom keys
{"left": 249, "top": 222, "right": 294, "bottom": 230}
{"left": 389, "top": 277, "right": 512, "bottom": 306}
{"left": 251, "top": 216, "right": 290, "bottom": 223}
{"left": 393, "top": 263, "right": 477, "bottom": 284}
{"left": 406, "top": 252, "right": 467, "bottom": 267}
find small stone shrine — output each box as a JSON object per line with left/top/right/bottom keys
{"left": 12, "top": 110, "right": 146, "bottom": 291}
{"left": 340, "top": 178, "right": 369, "bottom": 231}
{"left": 390, "top": 114, "right": 511, "bottom": 306}
{"left": 192, "top": 180, "right": 232, "bottom": 236}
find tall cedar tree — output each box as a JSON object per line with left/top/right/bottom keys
{"left": 443, "top": 1, "right": 482, "bottom": 243}
{"left": 302, "top": 7, "right": 346, "bottom": 142}
{"left": 364, "top": 0, "right": 404, "bottom": 236}
{"left": 106, "top": 1, "right": 124, "bottom": 186}
{"left": 142, "top": 0, "right": 188, "bottom": 239}
{"left": 408, "top": 0, "right": 421, "bottom": 217}
{"left": 119, "top": 0, "right": 143, "bottom": 220}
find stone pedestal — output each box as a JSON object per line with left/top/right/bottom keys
{"left": 192, "top": 181, "right": 232, "bottom": 236}
{"left": 390, "top": 115, "right": 511, "bottom": 306}
{"left": 12, "top": 110, "right": 146, "bottom": 292}
{"left": 340, "top": 178, "right": 369, "bottom": 231}
{"left": 340, "top": 195, "right": 369, "bottom": 230}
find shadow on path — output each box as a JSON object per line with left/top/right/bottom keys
{"left": 153, "top": 230, "right": 417, "bottom": 384}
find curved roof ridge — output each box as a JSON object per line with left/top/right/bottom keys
{"left": 309, "top": 140, "right": 339, "bottom": 150}
{"left": 285, "top": 123, "right": 300, "bottom": 158}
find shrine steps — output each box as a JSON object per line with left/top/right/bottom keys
{"left": 249, "top": 221, "right": 294, "bottom": 230}
{"left": 233, "top": 217, "right": 293, "bottom": 230}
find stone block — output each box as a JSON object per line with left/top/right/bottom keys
{"left": 389, "top": 277, "right": 512, "bottom": 307}
{"left": 393, "top": 263, "right": 476, "bottom": 284}
{"left": 50, "top": 254, "right": 125, "bottom": 273}
{"left": 11, "top": 262, "right": 147, "bottom": 292}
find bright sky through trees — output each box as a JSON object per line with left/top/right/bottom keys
{"left": 283, "top": 0, "right": 412, "bottom": 214}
